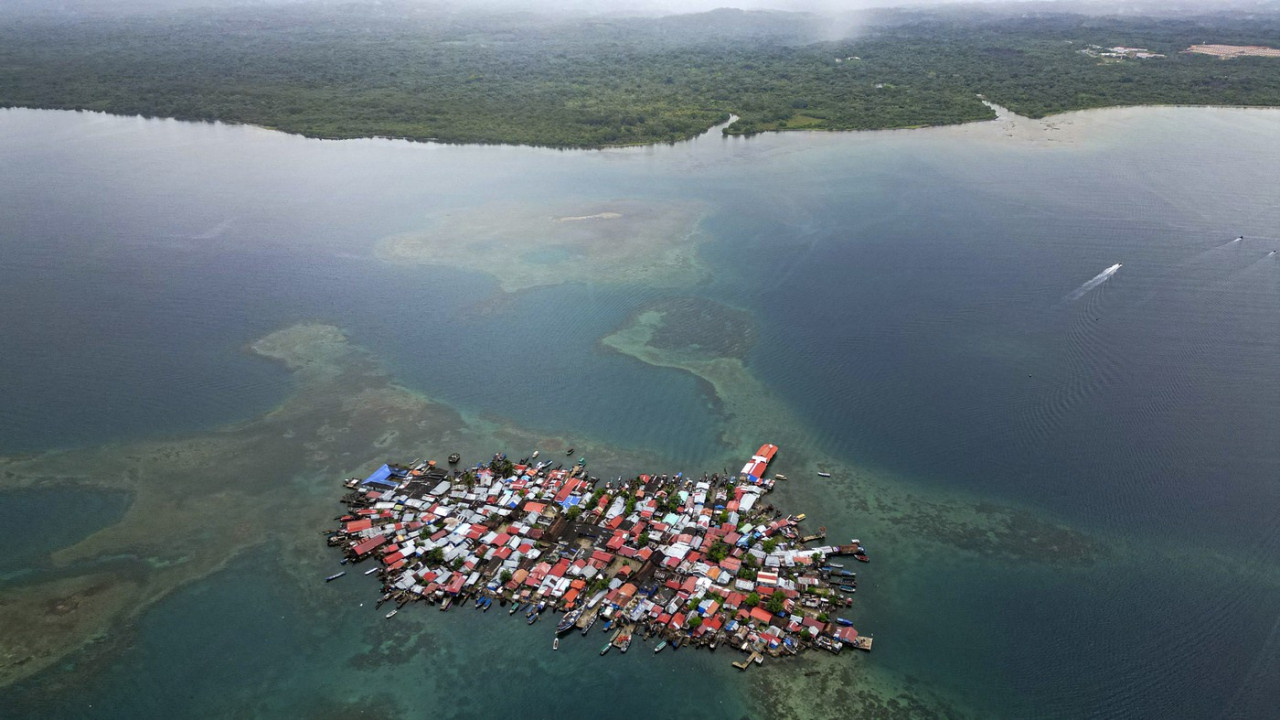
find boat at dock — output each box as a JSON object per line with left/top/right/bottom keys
{"left": 510, "top": 602, "right": 522, "bottom": 616}
{"left": 654, "top": 640, "right": 668, "bottom": 654}
{"left": 482, "top": 597, "right": 493, "bottom": 611}
{"left": 836, "top": 618, "right": 854, "bottom": 627}
{"left": 581, "top": 613, "right": 597, "bottom": 635}
{"left": 440, "top": 597, "right": 452, "bottom": 611}
{"left": 556, "top": 608, "right": 582, "bottom": 634}
{"left": 618, "top": 634, "right": 632, "bottom": 653}
{"left": 854, "top": 552, "right": 870, "bottom": 563}
{"left": 839, "top": 585, "right": 857, "bottom": 594}
{"left": 600, "top": 642, "right": 611, "bottom": 656}
{"left": 325, "top": 572, "right": 346, "bottom": 582}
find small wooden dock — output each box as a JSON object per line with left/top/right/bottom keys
{"left": 852, "top": 636, "right": 873, "bottom": 651}
{"left": 799, "top": 526, "right": 827, "bottom": 544}
{"left": 732, "top": 651, "right": 763, "bottom": 670}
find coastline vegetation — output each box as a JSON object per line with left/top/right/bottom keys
{"left": 1, "top": 5, "right": 1279, "bottom": 148}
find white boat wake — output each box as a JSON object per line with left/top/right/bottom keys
{"left": 1065, "top": 263, "right": 1122, "bottom": 302}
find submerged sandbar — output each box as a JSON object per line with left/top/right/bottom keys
{"left": 377, "top": 199, "right": 708, "bottom": 292}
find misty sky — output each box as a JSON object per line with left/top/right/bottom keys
{"left": 3, "top": 0, "right": 1269, "bottom": 19}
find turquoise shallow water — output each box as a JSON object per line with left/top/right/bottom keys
{"left": 1, "top": 107, "right": 1278, "bottom": 718}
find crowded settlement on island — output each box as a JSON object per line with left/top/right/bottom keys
{"left": 325, "top": 444, "right": 873, "bottom": 666}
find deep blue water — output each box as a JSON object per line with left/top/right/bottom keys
{"left": 1, "top": 107, "right": 1278, "bottom": 718}
{"left": 0, "top": 488, "right": 131, "bottom": 572}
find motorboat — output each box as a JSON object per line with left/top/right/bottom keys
{"left": 557, "top": 608, "right": 582, "bottom": 634}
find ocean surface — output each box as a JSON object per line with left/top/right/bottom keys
{"left": 1, "top": 106, "right": 1278, "bottom": 719}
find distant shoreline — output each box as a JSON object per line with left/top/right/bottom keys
{"left": 4, "top": 103, "right": 1278, "bottom": 152}
{"left": 5, "top": 7, "right": 1279, "bottom": 150}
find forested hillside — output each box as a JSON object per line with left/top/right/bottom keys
{"left": 2, "top": 5, "right": 1278, "bottom": 147}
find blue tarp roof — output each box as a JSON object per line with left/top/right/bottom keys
{"left": 362, "top": 464, "right": 399, "bottom": 488}
{"left": 559, "top": 495, "right": 582, "bottom": 509}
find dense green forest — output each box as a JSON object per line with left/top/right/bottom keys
{"left": 1, "top": 4, "right": 1279, "bottom": 147}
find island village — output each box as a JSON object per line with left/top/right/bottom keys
{"left": 325, "top": 444, "right": 873, "bottom": 667}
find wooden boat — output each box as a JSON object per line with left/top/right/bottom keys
{"left": 618, "top": 634, "right": 632, "bottom": 653}
{"left": 839, "top": 585, "right": 857, "bottom": 594}
{"left": 653, "top": 640, "right": 668, "bottom": 654}
{"left": 556, "top": 608, "right": 582, "bottom": 634}
{"left": 325, "top": 572, "right": 346, "bottom": 582}
{"left": 817, "top": 472, "right": 831, "bottom": 478}
{"left": 440, "top": 597, "right": 452, "bottom": 611}
{"left": 566, "top": 448, "right": 575, "bottom": 456}
{"left": 553, "top": 637, "right": 560, "bottom": 651}
{"left": 363, "top": 567, "right": 379, "bottom": 576}
{"left": 447, "top": 453, "right": 461, "bottom": 464}
{"left": 600, "top": 643, "right": 611, "bottom": 656}
{"left": 854, "top": 552, "right": 870, "bottom": 563}
{"left": 385, "top": 608, "right": 398, "bottom": 619}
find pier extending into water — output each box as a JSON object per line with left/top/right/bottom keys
{"left": 325, "top": 444, "right": 874, "bottom": 665}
